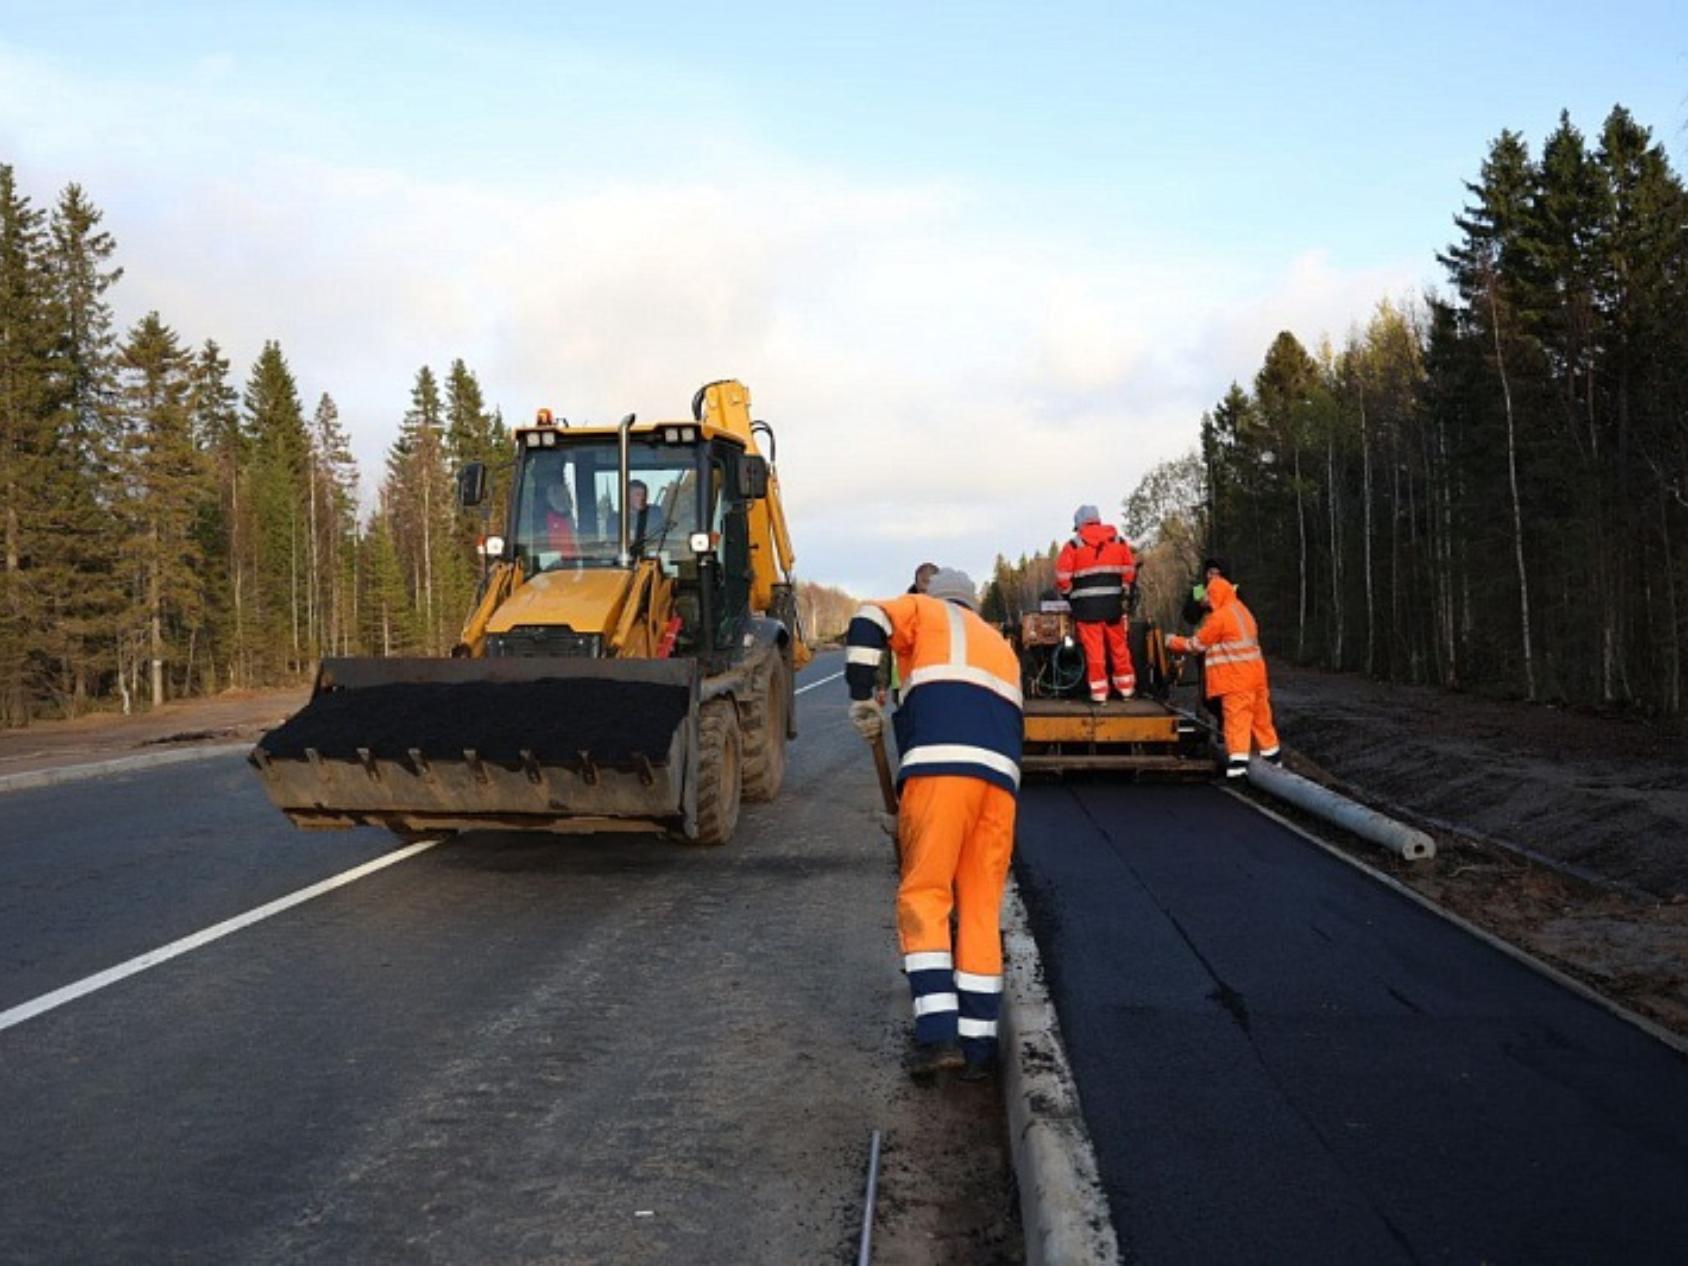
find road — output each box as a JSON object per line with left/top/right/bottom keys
{"left": 0, "top": 654, "right": 1020, "bottom": 1266}
{"left": 1016, "top": 780, "right": 1688, "bottom": 1265}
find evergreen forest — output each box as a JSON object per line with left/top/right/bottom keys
{"left": 0, "top": 164, "right": 512, "bottom": 724}
{"left": 988, "top": 105, "right": 1688, "bottom": 721}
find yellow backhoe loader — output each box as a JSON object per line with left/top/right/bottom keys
{"left": 250, "top": 379, "right": 808, "bottom": 845}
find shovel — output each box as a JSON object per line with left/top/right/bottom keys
{"left": 870, "top": 733, "right": 899, "bottom": 814}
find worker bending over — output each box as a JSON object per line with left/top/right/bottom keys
{"left": 1166, "top": 574, "right": 1280, "bottom": 778}
{"left": 1055, "top": 505, "right": 1138, "bottom": 702}
{"left": 845, "top": 568, "right": 1023, "bottom": 1082}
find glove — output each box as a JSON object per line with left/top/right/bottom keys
{"left": 848, "top": 698, "right": 884, "bottom": 742}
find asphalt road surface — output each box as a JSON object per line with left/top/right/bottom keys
{"left": 1016, "top": 780, "right": 1688, "bottom": 1265}
{"left": 0, "top": 654, "right": 1021, "bottom": 1266}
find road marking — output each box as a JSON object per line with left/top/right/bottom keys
{"left": 795, "top": 670, "right": 844, "bottom": 696}
{"left": 0, "top": 837, "right": 445, "bottom": 1035}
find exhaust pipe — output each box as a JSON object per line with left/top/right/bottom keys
{"left": 617, "top": 412, "right": 636, "bottom": 567}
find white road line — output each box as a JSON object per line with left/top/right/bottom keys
{"left": 0, "top": 836, "right": 445, "bottom": 1035}
{"left": 795, "top": 670, "right": 844, "bottom": 696}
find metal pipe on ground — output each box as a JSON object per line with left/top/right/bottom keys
{"left": 1246, "top": 760, "right": 1436, "bottom": 861}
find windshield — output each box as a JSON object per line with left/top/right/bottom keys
{"left": 512, "top": 438, "right": 706, "bottom": 572}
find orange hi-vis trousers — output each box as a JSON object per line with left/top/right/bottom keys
{"left": 1077, "top": 619, "right": 1135, "bottom": 701}
{"left": 1221, "top": 688, "right": 1280, "bottom": 777}
{"left": 897, "top": 774, "right": 1017, "bottom": 1063}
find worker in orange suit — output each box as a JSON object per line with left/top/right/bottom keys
{"left": 1055, "top": 505, "right": 1137, "bottom": 702}
{"left": 844, "top": 568, "right": 1023, "bottom": 1083}
{"left": 1166, "top": 574, "right": 1281, "bottom": 779}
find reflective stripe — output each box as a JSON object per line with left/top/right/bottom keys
{"left": 1259, "top": 747, "right": 1280, "bottom": 758}
{"left": 913, "top": 992, "right": 959, "bottom": 1016}
{"left": 1225, "top": 767, "right": 1248, "bottom": 778}
{"left": 904, "top": 951, "right": 953, "bottom": 973}
{"left": 855, "top": 604, "right": 893, "bottom": 635}
{"left": 845, "top": 646, "right": 883, "bottom": 667}
{"left": 957, "top": 1017, "right": 998, "bottom": 1038}
{"left": 944, "top": 601, "right": 968, "bottom": 667}
{"left": 1072, "top": 565, "right": 1129, "bottom": 578}
{"left": 1054, "top": 570, "right": 1072, "bottom": 581}
{"left": 1205, "top": 650, "right": 1264, "bottom": 666}
{"left": 1068, "top": 585, "right": 1122, "bottom": 599}
{"left": 904, "top": 663, "right": 1023, "bottom": 708}
{"left": 900, "top": 743, "right": 1021, "bottom": 788}
{"left": 955, "top": 971, "right": 1002, "bottom": 993}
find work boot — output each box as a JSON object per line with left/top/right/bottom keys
{"left": 906, "top": 1039, "right": 964, "bottom": 1084}
{"left": 1261, "top": 748, "right": 1283, "bottom": 766}
{"left": 957, "top": 1058, "right": 997, "bottom": 1084}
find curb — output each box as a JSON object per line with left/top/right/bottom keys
{"left": 1001, "top": 879, "right": 1122, "bottom": 1266}
{"left": 0, "top": 743, "right": 252, "bottom": 795}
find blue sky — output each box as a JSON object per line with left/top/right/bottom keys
{"left": 2, "top": 3, "right": 1684, "bottom": 592}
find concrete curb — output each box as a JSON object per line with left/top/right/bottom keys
{"left": 1001, "top": 879, "right": 1122, "bottom": 1266}
{"left": 0, "top": 743, "right": 251, "bottom": 795}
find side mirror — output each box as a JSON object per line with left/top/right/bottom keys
{"left": 457, "top": 462, "right": 487, "bottom": 509}
{"left": 738, "top": 455, "right": 769, "bottom": 500}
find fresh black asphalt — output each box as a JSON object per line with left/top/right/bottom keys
{"left": 1015, "top": 780, "right": 1688, "bottom": 1265}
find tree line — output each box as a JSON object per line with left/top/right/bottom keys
{"left": 0, "top": 163, "right": 510, "bottom": 725}
{"left": 988, "top": 104, "right": 1688, "bottom": 720}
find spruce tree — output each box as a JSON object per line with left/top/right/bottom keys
{"left": 117, "top": 313, "right": 204, "bottom": 707}
{"left": 43, "top": 182, "right": 125, "bottom": 711}
{"left": 244, "top": 341, "right": 310, "bottom": 677}
{"left": 0, "top": 165, "right": 54, "bottom": 722}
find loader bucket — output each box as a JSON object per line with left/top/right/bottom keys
{"left": 249, "top": 657, "right": 699, "bottom": 836}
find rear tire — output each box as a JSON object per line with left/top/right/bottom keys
{"left": 690, "top": 698, "right": 742, "bottom": 845}
{"left": 741, "top": 654, "right": 788, "bottom": 803}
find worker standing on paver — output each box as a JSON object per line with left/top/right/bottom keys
{"left": 1166, "top": 574, "right": 1280, "bottom": 778}
{"left": 845, "top": 568, "right": 1023, "bottom": 1082}
{"left": 1055, "top": 505, "right": 1137, "bottom": 702}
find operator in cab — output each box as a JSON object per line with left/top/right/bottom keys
{"left": 613, "top": 479, "right": 668, "bottom": 552}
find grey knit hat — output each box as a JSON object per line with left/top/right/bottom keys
{"left": 1073, "top": 504, "right": 1101, "bottom": 528}
{"left": 925, "top": 567, "right": 979, "bottom": 610}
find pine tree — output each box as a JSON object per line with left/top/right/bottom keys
{"left": 244, "top": 341, "right": 310, "bottom": 677}
{"left": 189, "top": 339, "right": 246, "bottom": 687}
{"left": 42, "top": 182, "right": 125, "bottom": 712}
{"left": 0, "top": 165, "right": 54, "bottom": 723}
{"left": 117, "top": 313, "right": 204, "bottom": 707}
{"left": 309, "top": 393, "right": 359, "bottom": 656}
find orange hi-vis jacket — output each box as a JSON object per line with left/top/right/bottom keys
{"left": 1055, "top": 523, "right": 1137, "bottom": 623}
{"left": 1166, "top": 576, "right": 1266, "bottom": 696}
{"left": 845, "top": 594, "right": 1024, "bottom": 794}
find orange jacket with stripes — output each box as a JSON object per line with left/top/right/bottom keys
{"left": 1165, "top": 576, "right": 1267, "bottom": 696}
{"left": 845, "top": 594, "right": 1024, "bottom": 794}
{"left": 1055, "top": 523, "right": 1137, "bottom": 624}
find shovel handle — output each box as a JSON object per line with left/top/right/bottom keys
{"left": 871, "top": 734, "right": 899, "bottom": 814}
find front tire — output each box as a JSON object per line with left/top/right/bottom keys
{"left": 690, "top": 698, "right": 743, "bottom": 845}
{"left": 741, "top": 654, "right": 788, "bottom": 803}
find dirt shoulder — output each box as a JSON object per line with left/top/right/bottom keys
{"left": 1266, "top": 661, "right": 1688, "bottom": 1039}
{"left": 0, "top": 688, "right": 309, "bottom": 779}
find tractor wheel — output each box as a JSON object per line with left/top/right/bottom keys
{"left": 690, "top": 697, "right": 743, "bottom": 846}
{"left": 741, "top": 654, "right": 789, "bottom": 803}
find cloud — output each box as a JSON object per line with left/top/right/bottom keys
{"left": 0, "top": 40, "right": 1425, "bottom": 597}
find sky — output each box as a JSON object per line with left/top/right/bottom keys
{"left": 2, "top": 2, "right": 1685, "bottom": 595}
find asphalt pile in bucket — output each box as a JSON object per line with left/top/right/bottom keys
{"left": 259, "top": 679, "right": 691, "bottom": 767}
